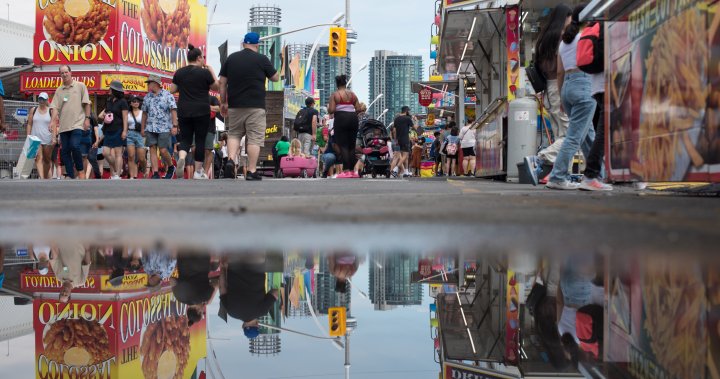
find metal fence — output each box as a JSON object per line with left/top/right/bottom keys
{"left": 1, "top": 100, "right": 38, "bottom": 179}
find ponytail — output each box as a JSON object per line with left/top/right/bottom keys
{"left": 562, "top": 4, "right": 587, "bottom": 44}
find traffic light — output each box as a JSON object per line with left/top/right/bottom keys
{"left": 329, "top": 27, "right": 347, "bottom": 57}
{"left": 328, "top": 307, "right": 347, "bottom": 337}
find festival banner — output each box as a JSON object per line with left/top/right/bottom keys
{"left": 22, "top": 271, "right": 149, "bottom": 293}
{"left": 506, "top": 5, "right": 520, "bottom": 101}
{"left": 100, "top": 73, "right": 149, "bottom": 92}
{"left": 20, "top": 71, "right": 101, "bottom": 93}
{"left": 33, "top": 0, "right": 208, "bottom": 75}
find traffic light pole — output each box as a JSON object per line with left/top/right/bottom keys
{"left": 345, "top": 334, "right": 350, "bottom": 379}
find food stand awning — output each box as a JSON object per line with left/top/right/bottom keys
{"left": 19, "top": 71, "right": 174, "bottom": 96}
{"left": 580, "top": 0, "right": 644, "bottom": 21}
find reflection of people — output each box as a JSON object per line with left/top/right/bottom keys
{"left": 328, "top": 253, "right": 359, "bottom": 293}
{"left": 218, "top": 255, "right": 279, "bottom": 339}
{"left": 143, "top": 250, "right": 176, "bottom": 292}
{"left": 0, "top": 246, "right": 5, "bottom": 289}
{"left": 172, "top": 252, "right": 216, "bottom": 327}
{"left": 49, "top": 242, "right": 91, "bottom": 303}
{"left": 30, "top": 244, "right": 51, "bottom": 275}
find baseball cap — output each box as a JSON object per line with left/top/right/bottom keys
{"left": 243, "top": 326, "right": 260, "bottom": 339}
{"left": 243, "top": 32, "right": 260, "bottom": 45}
{"left": 38, "top": 92, "right": 49, "bottom": 101}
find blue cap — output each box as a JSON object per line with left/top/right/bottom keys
{"left": 243, "top": 326, "right": 260, "bottom": 339}
{"left": 243, "top": 32, "right": 260, "bottom": 45}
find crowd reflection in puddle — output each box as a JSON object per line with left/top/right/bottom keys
{"left": 0, "top": 245, "right": 718, "bottom": 379}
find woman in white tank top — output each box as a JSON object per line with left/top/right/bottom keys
{"left": 26, "top": 92, "right": 56, "bottom": 179}
{"left": 126, "top": 96, "right": 147, "bottom": 179}
{"left": 546, "top": 4, "right": 597, "bottom": 190}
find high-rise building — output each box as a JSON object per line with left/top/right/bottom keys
{"left": 369, "top": 253, "right": 423, "bottom": 311}
{"left": 313, "top": 256, "right": 351, "bottom": 315}
{"left": 249, "top": 5, "right": 283, "bottom": 90}
{"left": 368, "top": 51, "right": 424, "bottom": 126}
{"left": 316, "top": 46, "right": 352, "bottom": 107}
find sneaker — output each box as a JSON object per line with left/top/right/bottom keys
{"left": 579, "top": 178, "right": 613, "bottom": 191}
{"left": 164, "top": 165, "right": 176, "bottom": 179}
{"left": 110, "top": 175, "right": 121, "bottom": 180}
{"left": 523, "top": 156, "right": 539, "bottom": 186}
{"left": 224, "top": 160, "right": 236, "bottom": 179}
{"left": 245, "top": 171, "right": 263, "bottom": 181}
{"left": 336, "top": 171, "right": 353, "bottom": 178}
{"left": 546, "top": 180, "right": 580, "bottom": 190}
{"left": 391, "top": 171, "right": 398, "bottom": 178}
{"left": 176, "top": 157, "right": 185, "bottom": 178}
{"left": 351, "top": 171, "right": 361, "bottom": 178}
{"left": 193, "top": 170, "right": 205, "bottom": 180}
{"left": 151, "top": 172, "right": 161, "bottom": 179}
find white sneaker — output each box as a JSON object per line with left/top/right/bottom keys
{"left": 546, "top": 180, "right": 580, "bottom": 190}
{"left": 193, "top": 170, "right": 204, "bottom": 179}
{"left": 579, "top": 178, "right": 613, "bottom": 191}
{"left": 110, "top": 175, "right": 121, "bottom": 180}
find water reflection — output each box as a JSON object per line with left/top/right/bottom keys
{"left": 0, "top": 245, "right": 717, "bottom": 379}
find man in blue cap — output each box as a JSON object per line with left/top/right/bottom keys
{"left": 219, "top": 32, "right": 280, "bottom": 181}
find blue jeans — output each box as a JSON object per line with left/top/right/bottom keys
{"left": 60, "top": 129, "right": 84, "bottom": 178}
{"left": 549, "top": 72, "right": 596, "bottom": 183}
{"left": 322, "top": 152, "right": 337, "bottom": 173}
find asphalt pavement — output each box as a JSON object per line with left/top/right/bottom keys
{"left": 0, "top": 178, "right": 718, "bottom": 255}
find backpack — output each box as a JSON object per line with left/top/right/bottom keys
{"left": 577, "top": 23, "right": 604, "bottom": 74}
{"left": 293, "top": 108, "right": 313, "bottom": 134}
{"left": 446, "top": 139, "right": 458, "bottom": 156}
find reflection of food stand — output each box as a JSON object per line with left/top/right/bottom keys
{"left": 604, "top": 255, "right": 719, "bottom": 379}
{"left": 584, "top": 0, "right": 720, "bottom": 183}
{"left": 33, "top": 287, "right": 207, "bottom": 379}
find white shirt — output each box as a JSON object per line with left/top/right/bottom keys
{"left": 559, "top": 34, "right": 581, "bottom": 71}
{"left": 558, "top": 306, "right": 579, "bottom": 343}
{"left": 127, "top": 110, "right": 143, "bottom": 131}
{"left": 460, "top": 125, "right": 476, "bottom": 149}
{"left": 591, "top": 72, "right": 605, "bottom": 95}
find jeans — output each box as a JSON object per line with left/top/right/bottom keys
{"left": 322, "top": 152, "right": 337, "bottom": 174}
{"left": 544, "top": 79, "right": 570, "bottom": 139}
{"left": 60, "top": 129, "right": 84, "bottom": 178}
{"left": 584, "top": 93, "right": 606, "bottom": 179}
{"left": 299, "top": 133, "right": 313, "bottom": 155}
{"left": 88, "top": 147, "right": 101, "bottom": 178}
{"left": 549, "top": 72, "right": 596, "bottom": 183}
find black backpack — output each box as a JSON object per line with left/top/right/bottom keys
{"left": 293, "top": 108, "right": 313, "bottom": 133}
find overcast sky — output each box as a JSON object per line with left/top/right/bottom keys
{"left": 7, "top": 0, "right": 432, "bottom": 104}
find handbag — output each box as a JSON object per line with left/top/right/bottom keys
{"left": 104, "top": 112, "right": 114, "bottom": 125}
{"left": 526, "top": 63, "right": 547, "bottom": 93}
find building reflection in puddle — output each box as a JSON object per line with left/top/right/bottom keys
{"left": 0, "top": 245, "right": 717, "bottom": 379}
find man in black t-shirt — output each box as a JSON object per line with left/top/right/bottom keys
{"left": 219, "top": 32, "right": 281, "bottom": 181}
{"left": 172, "top": 252, "right": 215, "bottom": 327}
{"left": 217, "top": 255, "right": 279, "bottom": 339}
{"left": 390, "top": 106, "right": 414, "bottom": 177}
{"left": 296, "top": 97, "right": 319, "bottom": 156}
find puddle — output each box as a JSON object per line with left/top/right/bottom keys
{"left": 0, "top": 245, "right": 718, "bottom": 379}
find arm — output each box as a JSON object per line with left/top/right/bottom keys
{"left": 219, "top": 76, "right": 228, "bottom": 117}
{"left": 206, "top": 65, "right": 220, "bottom": 91}
{"left": 557, "top": 53, "right": 565, "bottom": 96}
{"left": 327, "top": 93, "right": 336, "bottom": 114}
{"left": 26, "top": 107, "right": 34, "bottom": 136}
{"left": 170, "top": 109, "right": 178, "bottom": 136}
{"left": 121, "top": 109, "right": 129, "bottom": 139}
{"left": 141, "top": 111, "right": 148, "bottom": 137}
{"left": 168, "top": 84, "right": 179, "bottom": 94}
{"left": 269, "top": 72, "right": 281, "bottom": 82}
{"left": 311, "top": 115, "right": 318, "bottom": 141}
{"left": 92, "top": 124, "right": 100, "bottom": 148}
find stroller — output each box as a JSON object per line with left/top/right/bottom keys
{"left": 358, "top": 119, "right": 391, "bottom": 178}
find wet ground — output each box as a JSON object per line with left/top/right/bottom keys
{"left": 0, "top": 178, "right": 718, "bottom": 254}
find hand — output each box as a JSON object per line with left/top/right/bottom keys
{"left": 141, "top": 130, "right": 145, "bottom": 138}
{"left": 83, "top": 118, "right": 90, "bottom": 131}
{"left": 51, "top": 136, "right": 57, "bottom": 145}
{"left": 311, "top": 135, "right": 316, "bottom": 142}
{"left": 92, "top": 142, "right": 98, "bottom": 149}
{"left": 221, "top": 104, "right": 228, "bottom": 117}
{"left": 121, "top": 131, "right": 127, "bottom": 140}
{"left": 171, "top": 126, "right": 178, "bottom": 136}
{"left": 270, "top": 289, "right": 279, "bottom": 299}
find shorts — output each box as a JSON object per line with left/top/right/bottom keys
{"left": 462, "top": 147, "right": 475, "bottom": 157}
{"left": 126, "top": 130, "right": 146, "bottom": 148}
{"left": 146, "top": 131, "right": 171, "bottom": 149}
{"left": 104, "top": 129, "right": 125, "bottom": 148}
{"left": 80, "top": 140, "right": 91, "bottom": 157}
{"left": 227, "top": 108, "right": 266, "bottom": 147}
{"left": 397, "top": 139, "right": 411, "bottom": 153}
{"left": 237, "top": 155, "right": 248, "bottom": 167}
{"left": 194, "top": 131, "right": 215, "bottom": 150}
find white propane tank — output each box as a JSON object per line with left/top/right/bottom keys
{"left": 506, "top": 97, "right": 538, "bottom": 182}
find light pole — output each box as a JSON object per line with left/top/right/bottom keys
{"left": 346, "top": 63, "right": 367, "bottom": 87}
{"left": 304, "top": 12, "right": 346, "bottom": 82}
{"left": 367, "top": 94, "right": 383, "bottom": 113}
{"left": 379, "top": 109, "right": 389, "bottom": 120}
{"left": 260, "top": 13, "right": 345, "bottom": 41}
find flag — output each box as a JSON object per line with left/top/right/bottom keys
{"left": 284, "top": 45, "right": 292, "bottom": 87}
{"left": 218, "top": 40, "right": 228, "bottom": 67}
{"left": 269, "top": 41, "right": 276, "bottom": 63}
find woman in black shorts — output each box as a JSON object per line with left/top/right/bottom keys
{"left": 459, "top": 118, "right": 477, "bottom": 176}
{"left": 328, "top": 75, "right": 361, "bottom": 178}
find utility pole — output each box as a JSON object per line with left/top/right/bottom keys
{"left": 344, "top": 334, "right": 350, "bottom": 379}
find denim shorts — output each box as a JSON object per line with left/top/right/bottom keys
{"left": 126, "top": 130, "right": 146, "bottom": 148}
{"left": 104, "top": 129, "right": 125, "bottom": 148}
